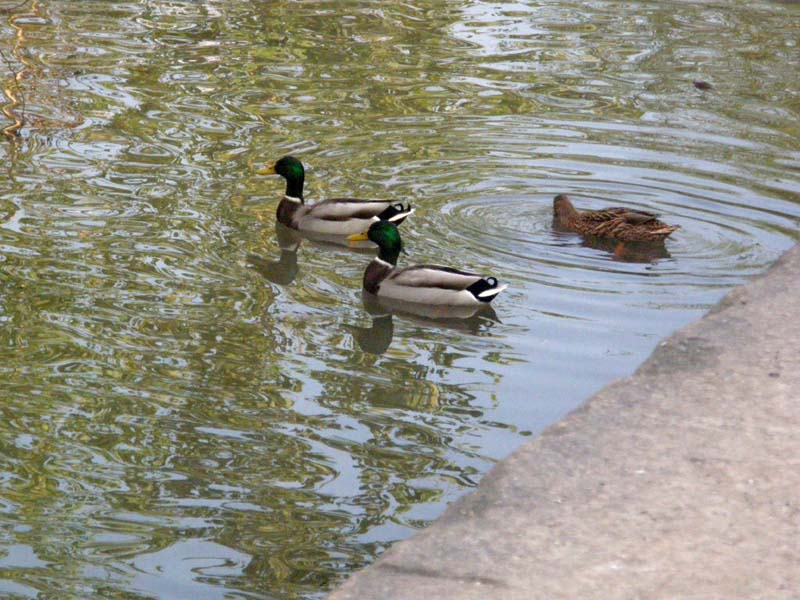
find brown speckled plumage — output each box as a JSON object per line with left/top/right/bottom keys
{"left": 553, "top": 194, "right": 678, "bottom": 242}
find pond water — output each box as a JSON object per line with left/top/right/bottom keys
{"left": 1, "top": 0, "right": 798, "bottom": 598}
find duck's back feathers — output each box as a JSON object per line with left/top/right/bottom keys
{"left": 582, "top": 207, "right": 659, "bottom": 225}
{"left": 583, "top": 211, "right": 678, "bottom": 241}
{"left": 391, "top": 265, "right": 484, "bottom": 289}
{"left": 303, "top": 198, "right": 400, "bottom": 221}
{"left": 281, "top": 198, "right": 414, "bottom": 235}
{"left": 372, "top": 264, "right": 506, "bottom": 305}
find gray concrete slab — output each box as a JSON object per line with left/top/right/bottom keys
{"left": 328, "top": 244, "right": 800, "bottom": 600}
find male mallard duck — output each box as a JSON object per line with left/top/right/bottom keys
{"left": 257, "top": 156, "right": 413, "bottom": 236}
{"left": 553, "top": 194, "right": 678, "bottom": 242}
{"left": 348, "top": 221, "right": 507, "bottom": 306}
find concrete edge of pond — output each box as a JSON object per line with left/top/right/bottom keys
{"left": 326, "top": 243, "right": 800, "bottom": 600}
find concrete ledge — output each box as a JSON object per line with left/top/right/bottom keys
{"left": 328, "top": 244, "right": 800, "bottom": 600}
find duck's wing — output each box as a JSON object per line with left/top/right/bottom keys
{"left": 307, "top": 198, "right": 396, "bottom": 219}
{"left": 580, "top": 206, "right": 678, "bottom": 241}
{"left": 619, "top": 209, "right": 660, "bottom": 225}
{"left": 381, "top": 265, "right": 506, "bottom": 305}
{"left": 390, "top": 265, "right": 484, "bottom": 289}
{"left": 583, "top": 207, "right": 659, "bottom": 224}
{"left": 299, "top": 199, "right": 413, "bottom": 235}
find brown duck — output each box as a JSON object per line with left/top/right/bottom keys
{"left": 553, "top": 194, "right": 678, "bottom": 242}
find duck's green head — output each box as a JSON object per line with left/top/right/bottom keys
{"left": 257, "top": 155, "right": 305, "bottom": 199}
{"left": 349, "top": 220, "right": 403, "bottom": 265}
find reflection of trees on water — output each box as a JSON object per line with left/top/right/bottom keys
{"left": 0, "top": 2, "right": 522, "bottom": 599}
{"left": 1, "top": 0, "right": 36, "bottom": 138}
{"left": 0, "top": 259, "right": 509, "bottom": 599}
{"left": 1, "top": 0, "right": 85, "bottom": 139}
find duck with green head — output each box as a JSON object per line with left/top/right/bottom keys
{"left": 257, "top": 156, "right": 414, "bottom": 236}
{"left": 348, "top": 221, "right": 507, "bottom": 306}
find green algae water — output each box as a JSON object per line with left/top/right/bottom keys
{"left": 1, "top": 1, "right": 799, "bottom": 598}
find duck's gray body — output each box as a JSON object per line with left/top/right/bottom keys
{"left": 278, "top": 196, "right": 413, "bottom": 236}
{"left": 363, "top": 259, "right": 507, "bottom": 306}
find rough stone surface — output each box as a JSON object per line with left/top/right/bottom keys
{"left": 327, "top": 244, "right": 800, "bottom": 600}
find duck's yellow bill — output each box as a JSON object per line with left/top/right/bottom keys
{"left": 256, "top": 164, "right": 276, "bottom": 175}
{"left": 347, "top": 231, "right": 370, "bottom": 242}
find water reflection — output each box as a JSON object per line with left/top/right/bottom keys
{"left": 246, "top": 223, "right": 303, "bottom": 285}
{"left": 247, "top": 249, "right": 299, "bottom": 286}
{"left": 584, "top": 237, "right": 672, "bottom": 263}
{"left": 552, "top": 222, "right": 673, "bottom": 263}
{"left": 247, "top": 223, "right": 375, "bottom": 286}
{"left": 347, "top": 313, "right": 394, "bottom": 355}
{"left": 126, "top": 540, "right": 252, "bottom": 600}
{"left": 349, "top": 293, "right": 500, "bottom": 355}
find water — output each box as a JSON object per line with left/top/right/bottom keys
{"left": 1, "top": 0, "right": 798, "bottom": 598}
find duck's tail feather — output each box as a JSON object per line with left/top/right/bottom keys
{"left": 378, "top": 203, "right": 415, "bottom": 224}
{"left": 467, "top": 277, "right": 507, "bottom": 303}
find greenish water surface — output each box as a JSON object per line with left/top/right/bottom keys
{"left": 1, "top": 1, "right": 799, "bottom": 598}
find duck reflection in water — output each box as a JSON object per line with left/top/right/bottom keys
{"left": 247, "top": 222, "right": 375, "bottom": 285}
{"left": 348, "top": 292, "right": 500, "bottom": 355}
{"left": 550, "top": 228, "right": 672, "bottom": 263}
{"left": 579, "top": 234, "right": 672, "bottom": 263}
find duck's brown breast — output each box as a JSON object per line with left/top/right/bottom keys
{"left": 277, "top": 197, "right": 304, "bottom": 228}
{"left": 364, "top": 259, "right": 393, "bottom": 294}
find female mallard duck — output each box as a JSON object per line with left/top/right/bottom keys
{"left": 257, "top": 156, "right": 414, "bottom": 236}
{"left": 348, "top": 221, "right": 507, "bottom": 306}
{"left": 553, "top": 194, "right": 678, "bottom": 242}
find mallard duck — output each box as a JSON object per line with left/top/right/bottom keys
{"left": 257, "top": 156, "right": 414, "bottom": 236}
{"left": 553, "top": 194, "right": 679, "bottom": 242}
{"left": 348, "top": 221, "right": 507, "bottom": 306}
